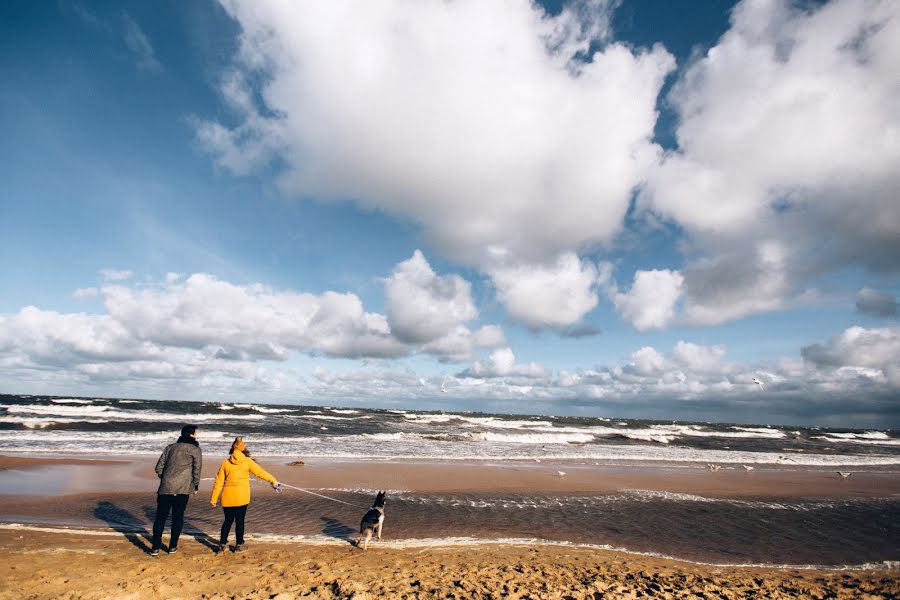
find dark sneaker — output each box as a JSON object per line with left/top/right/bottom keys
{"left": 233, "top": 543, "right": 245, "bottom": 553}
{"left": 167, "top": 546, "right": 177, "bottom": 554}
{"left": 149, "top": 548, "right": 160, "bottom": 557}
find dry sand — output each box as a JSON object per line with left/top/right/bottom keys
{"left": 0, "top": 527, "right": 896, "bottom": 599}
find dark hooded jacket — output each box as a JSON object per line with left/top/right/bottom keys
{"left": 155, "top": 436, "right": 202, "bottom": 495}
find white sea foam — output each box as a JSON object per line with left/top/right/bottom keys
{"left": 3, "top": 404, "right": 266, "bottom": 423}
{"left": 812, "top": 433, "right": 900, "bottom": 446}
{"left": 302, "top": 415, "right": 353, "bottom": 421}
{"left": 328, "top": 409, "right": 360, "bottom": 414}
{"left": 50, "top": 399, "right": 94, "bottom": 405}
{"left": 479, "top": 432, "right": 596, "bottom": 444}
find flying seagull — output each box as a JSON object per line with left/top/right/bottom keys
{"left": 440, "top": 377, "right": 448, "bottom": 393}
{"left": 752, "top": 377, "right": 765, "bottom": 390}
{"left": 557, "top": 471, "right": 567, "bottom": 477}
{"left": 837, "top": 471, "right": 851, "bottom": 479}
{"left": 707, "top": 463, "right": 721, "bottom": 472}
{"left": 742, "top": 465, "right": 754, "bottom": 471}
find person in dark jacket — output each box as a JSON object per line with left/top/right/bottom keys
{"left": 151, "top": 424, "right": 202, "bottom": 556}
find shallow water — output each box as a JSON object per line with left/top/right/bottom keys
{"left": 3, "top": 487, "right": 896, "bottom": 568}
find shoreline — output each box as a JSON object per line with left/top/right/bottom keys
{"left": 3, "top": 453, "right": 898, "bottom": 497}
{"left": 2, "top": 522, "right": 897, "bottom": 572}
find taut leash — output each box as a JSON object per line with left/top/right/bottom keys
{"left": 275, "top": 482, "right": 367, "bottom": 509}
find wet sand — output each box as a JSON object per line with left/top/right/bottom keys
{"left": 0, "top": 454, "right": 898, "bottom": 598}
{"left": 2, "top": 453, "right": 898, "bottom": 497}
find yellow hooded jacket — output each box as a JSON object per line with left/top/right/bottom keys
{"left": 210, "top": 450, "right": 278, "bottom": 508}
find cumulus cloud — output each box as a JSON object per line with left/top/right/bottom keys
{"left": 462, "top": 347, "right": 547, "bottom": 379}
{"left": 195, "top": 0, "right": 674, "bottom": 328}
{"left": 72, "top": 287, "right": 98, "bottom": 300}
{"left": 802, "top": 326, "right": 900, "bottom": 386}
{"left": 101, "top": 273, "right": 405, "bottom": 360}
{"left": 490, "top": 253, "right": 605, "bottom": 329}
{"left": 639, "top": 0, "right": 900, "bottom": 322}
{"left": 670, "top": 341, "right": 727, "bottom": 373}
{"left": 609, "top": 269, "right": 683, "bottom": 331}
{"left": 1, "top": 255, "right": 512, "bottom": 390}
{"left": 856, "top": 287, "right": 898, "bottom": 318}
{"left": 385, "top": 250, "right": 478, "bottom": 344}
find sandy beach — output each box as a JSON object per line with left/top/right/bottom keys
{"left": 1, "top": 525, "right": 897, "bottom": 600}
{"left": 0, "top": 453, "right": 898, "bottom": 598}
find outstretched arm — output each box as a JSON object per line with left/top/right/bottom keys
{"left": 248, "top": 460, "right": 278, "bottom": 486}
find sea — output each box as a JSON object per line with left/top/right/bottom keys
{"left": 1, "top": 393, "right": 899, "bottom": 568}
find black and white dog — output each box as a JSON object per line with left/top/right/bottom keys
{"left": 358, "top": 491, "right": 385, "bottom": 550}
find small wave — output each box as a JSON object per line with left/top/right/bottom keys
{"left": 4, "top": 404, "right": 266, "bottom": 423}
{"left": 811, "top": 432, "right": 900, "bottom": 446}
{"left": 50, "top": 399, "right": 94, "bottom": 405}
{"left": 328, "top": 409, "right": 360, "bottom": 415}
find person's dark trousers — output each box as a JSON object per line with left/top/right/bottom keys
{"left": 220, "top": 504, "right": 248, "bottom": 546}
{"left": 151, "top": 494, "right": 190, "bottom": 550}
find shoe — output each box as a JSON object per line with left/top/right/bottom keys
{"left": 149, "top": 548, "right": 160, "bottom": 557}
{"left": 233, "top": 543, "right": 245, "bottom": 553}
{"left": 167, "top": 546, "right": 177, "bottom": 554}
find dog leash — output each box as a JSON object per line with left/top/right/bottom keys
{"left": 275, "top": 482, "right": 367, "bottom": 508}
{"left": 205, "top": 477, "right": 367, "bottom": 509}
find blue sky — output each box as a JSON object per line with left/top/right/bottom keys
{"left": 1, "top": 0, "right": 898, "bottom": 427}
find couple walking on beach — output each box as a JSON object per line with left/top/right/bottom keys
{"left": 152, "top": 425, "right": 279, "bottom": 556}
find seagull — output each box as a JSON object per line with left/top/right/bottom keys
{"left": 837, "top": 471, "right": 852, "bottom": 479}
{"left": 707, "top": 463, "right": 721, "bottom": 472}
{"left": 742, "top": 465, "right": 754, "bottom": 471}
{"left": 557, "top": 471, "right": 567, "bottom": 477}
{"left": 440, "top": 377, "right": 449, "bottom": 393}
{"left": 752, "top": 377, "right": 765, "bottom": 390}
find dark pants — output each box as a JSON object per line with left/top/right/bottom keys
{"left": 220, "top": 504, "right": 248, "bottom": 546}
{"left": 152, "top": 494, "right": 190, "bottom": 550}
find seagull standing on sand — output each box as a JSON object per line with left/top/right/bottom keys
{"left": 837, "top": 471, "right": 852, "bottom": 479}
{"left": 752, "top": 377, "right": 765, "bottom": 390}
{"left": 557, "top": 471, "right": 567, "bottom": 478}
{"left": 742, "top": 465, "right": 754, "bottom": 471}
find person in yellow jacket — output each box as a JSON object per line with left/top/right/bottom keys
{"left": 210, "top": 437, "right": 279, "bottom": 552}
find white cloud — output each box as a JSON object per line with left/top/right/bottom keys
{"left": 802, "top": 326, "right": 900, "bottom": 386}
{"left": 197, "top": 0, "right": 674, "bottom": 328}
{"left": 384, "top": 250, "right": 478, "bottom": 344}
{"left": 610, "top": 269, "right": 683, "bottom": 331}
{"left": 101, "top": 273, "right": 406, "bottom": 360}
{"left": 490, "top": 253, "right": 604, "bottom": 329}
{"left": 463, "top": 347, "right": 547, "bottom": 378}
{"left": 670, "top": 341, "right": 727, "bottom": 373}
{"left": 472, "top": 325, "right": 506, "bottom": 349}
{"left": 639, "top": 0, "right": 900, "bottom": 323}
{"left": 121, "top": 14, "right": 161, "bottom": 72}
{"left": 72, "top": 287, "right": 98, "bottom": 300}
{"left": 628, "top": 346, "right": 667, "bottom": 376}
